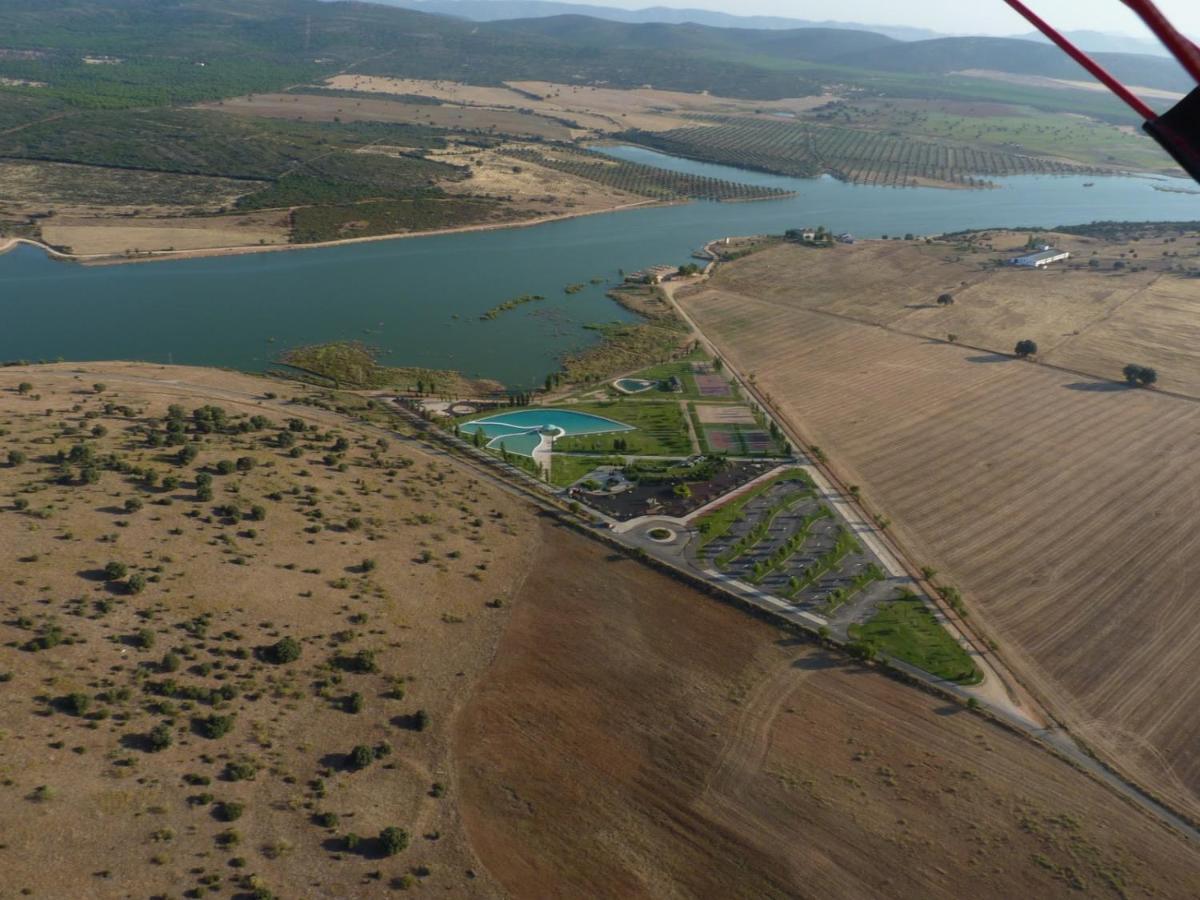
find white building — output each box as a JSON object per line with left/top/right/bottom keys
{"left": 1009, "top": 248, "right": 1070, "bottom": 268}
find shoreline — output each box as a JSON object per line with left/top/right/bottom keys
{"left": 0, "top": 198, "right": 673, "bottom": 269}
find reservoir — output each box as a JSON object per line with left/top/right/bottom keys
{"left": 2, "top": 147, "right": 1195, "bottom": 388}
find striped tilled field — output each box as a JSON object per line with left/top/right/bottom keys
{"left": 679, "top": 282, "right": 1200, "bottom": 820}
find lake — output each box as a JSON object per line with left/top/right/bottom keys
{"left": 2, "top": 147, "right": 1195, "bottom": 388}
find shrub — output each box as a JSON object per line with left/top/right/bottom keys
{"left": 216, "top": 801, "right": 244, "bottom": 821}
{"left": 333, "top": 649, "right": 377, "bottom": 673}
{"left": 7, "top": 450, "right": 26, "bottom": 466}
{"left": 348, "top": 744, "right": 374, "bottom": 771}
{"left": 224, "top": 761, "right": 257, "bottom": 782}
{"left": 196, "top": 714, "right": 235, "bottom": 739}
{"left": 248, "top": 505, "right": 266, "bottom": 522}
{"left": 235, "top": 456, "right": 256, "bottom": 472}
{"left": 379, "top": 826, "right": 409, "bottom": 856}
{"left": 398, "top": 709, "right": 430, "bottom": 732}
{"left": 262, "top": 637, "right": 301, "bottom": 665}
{"left": 148, "top": 723, "right": 173, "bottom": 752}
{"left": 361, "top": 558, "right": 377, "bottom": 572}
{"left": 123, "top": 497, "right": 143, "bottom": 514}
{"left": 161, "top": 652, "right": 181, "bottom": 673}
{"left": 314, "top": 811, "right": 339, "bottom": 829}
{"left": 216, "top": 460, "right": 236, "bottom": 475}
{"left": 1122, "top": 364, "right": 1158, "bottom": 387}
{"left": 62, "top": 692, "right": 91, "bottom": 716}
{"left": 104, "top": 561, "right": 128, "bottom": 580}
{"left": 345, "top": 692, "right": 364, "bottom": 714}
{"left": 127, "top": 574, "right": 147, "bottom": 595}
{"left": 135, "top": 627, "right": 155, "bottom": 649}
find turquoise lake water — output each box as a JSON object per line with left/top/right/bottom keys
{"left": 2, "top": 146, "right": 1195, "bottom": 388}
{"left": 460, "top": 408, "right": 634, "bottom": 456}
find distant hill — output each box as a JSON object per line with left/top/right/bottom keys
{"left": 828, "top": 35, "right": 1191, "bottom": 93}
{"left": 364, "top": 0, "right": 944, "bottom": 41}
{"left": 484, "top": 15, "right": 898, "bottom": 61}
{"left": 490, "top": 15, "right": 1190, "bottom": 94}
{"left": 1016, "top": 29, "right": 1171, "bottom": 58}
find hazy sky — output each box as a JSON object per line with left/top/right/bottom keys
{"left": 600, "top": 0, "right": 1200, "bottom": 37}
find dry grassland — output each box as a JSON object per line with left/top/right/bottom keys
{"left": 429, "top": 143, "right": 642, "bottom": 213}
{"left": 713, "top": 233, "right": 1200, "bottom": 396}
{"left": 214, "top": 92, "right": 572, "bottom": 140}
{"left": 0, "top": 159, "right": 263, "bottom": 214}
{"left": 0, "top": 363, "right": 532, "bottom": 898}
{"left": 510, "top": 81, "right": 835, "bottom": 132}
{"left": 325, "top": 75, "right": 618, "bottom": 134}
{"left": 678, "top": 274, "right": 1200, "bottom": 820}
{"left": 41, "top": 212, "right": 290, "bottom": 255}
{"left": 457, "top": 522, "right": 1200, "bottom": 898}
{"left": 325, "top": 75, "right": 833, "bottom": 134}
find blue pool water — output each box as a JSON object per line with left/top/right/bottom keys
{"left": 459, "top": 408, "right": 633, "bottom": 456}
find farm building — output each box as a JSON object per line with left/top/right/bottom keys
{"left": 1009, "top": 247, "right": 1070, "bottom": 267}
{"left": 625, "top": 264, "right": 677, "bottom": 285}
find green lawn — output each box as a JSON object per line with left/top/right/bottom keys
{"left": 552, "top": 401, "right": 691, "bottom": 456}
{"left": 849, "top": 597, "right": 981, "bottom": 684}
{"left": 622, "top": 351, "right": 734, "bottom": 401}
{"left": 549, "top": 454, "right": 625, "bottom": 487}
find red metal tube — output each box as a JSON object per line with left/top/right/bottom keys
{"left": 1000, "top": 0, "right": 1158, "bottom": 119}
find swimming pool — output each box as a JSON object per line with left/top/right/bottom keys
{"left": 459, "top": 408, "right": 633, "bottom": 457}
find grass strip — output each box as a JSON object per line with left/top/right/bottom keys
{"left": 819, "top": 562, "right": 885, "bottom": 614}
{"left": 848, "top": 594, "right": 982, "bottom": 684}
{"left": 782, "top": 528, "right": 860, "bottom": 598}
{"left": 713, "top": 488, "right": 811, "bottom": 567}
{"left": 746, "top": 506, "right": 831, "bottom": 584}
{"left": 696, "top": 469, "right": 811, "bottom": 548}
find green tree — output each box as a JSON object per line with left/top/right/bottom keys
{"left": 263, "top": 636, "right": 301, "bottom": 664}
{"left": 349, "top": 744, "right": 374, "bottom": 770}
{"left": 378, "top": 826, "right": 409, "bottom": 856}
{"left": 148, "top": 723, "right": 173, "bottom": 752}
{"left": 1014, "top": 339, "right": 1038, "bottom": 358}
{"left": 17, "top": 382, "right": 32, "bottom": 395}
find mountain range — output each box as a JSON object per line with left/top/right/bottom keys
{"left": 371, "top": 0, "right": 1177, "bottom": 56}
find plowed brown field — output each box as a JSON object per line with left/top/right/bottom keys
{"left": 677, "top": 271, "right": 1200, "bottom": 821}
{"left": 455, "top": 522, "right": 1200, "bottom": 897}
{"left": 712, "top": 235, "right": 1200, "bottom": 397}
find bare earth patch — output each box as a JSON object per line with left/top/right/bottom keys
{"left": 694, "top": 404, "right": 756, "bottom": 424}
{"left": 456, "top": 522, "right": 1200, "bottom": 897}
{"left": 41, "top": 212, "right": 290, "bottom": 255}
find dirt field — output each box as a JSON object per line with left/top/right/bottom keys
{"left": 213, "top": 92, "right": 572, "bottom": 140}
{"left": 41, "top": 212, "right": 290, "bottom": 255}
{"left": 678, "top": 272, "right": 1200, "bottom": 821}
{"left": 710, "top": 234, "right": 1200, "bottom": 396}
{"left": 695, "top": 404, "right": 756, "bottom": 424}
{"left": 0, "top": 363, "right": 530, "bottom": 899}
{"left": 456, "top": 522, "right": 1200, "bottom": 898}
